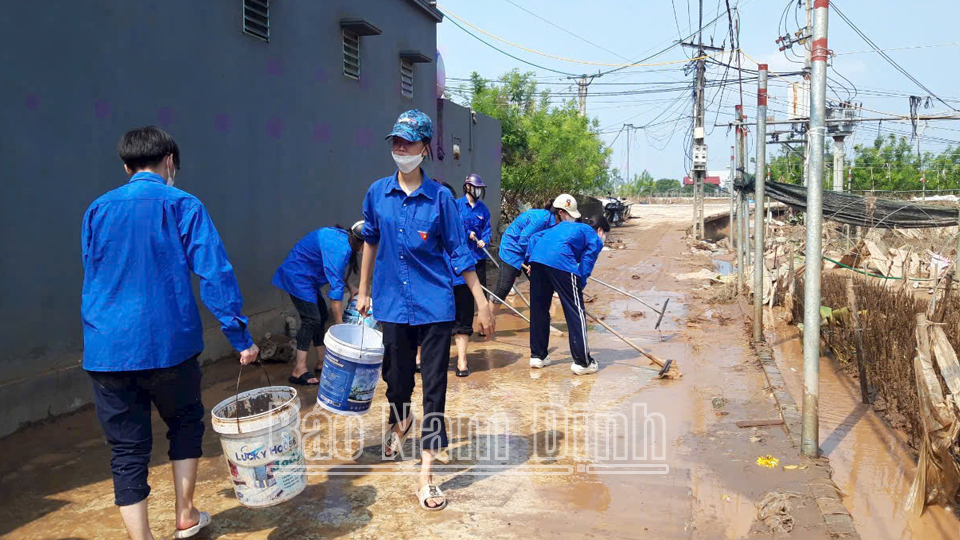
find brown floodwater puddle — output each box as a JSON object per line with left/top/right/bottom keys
{"left": 768, "top": 320, "right": 960, "bottom": 540}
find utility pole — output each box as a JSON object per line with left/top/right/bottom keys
{"left": 733, "top": 105, "right": 745, "bottom": 294}
{"left": 741, "top": 134, "right": 749, "bottom": 269}
{"left": 624, "top": 123, "right": 636, "bottom": 187}
{"left": 683, "top": 1, "right": 722, "bottom": 240}
{"left": 571, "top": 75, "right": 597, "bottom": 117}
{"left": 801, "top": 0, "right": 830, "bottom": 459}
{"left": 729, "top": 145, "right": 735, "bottom": 245}
{"left": 802, "top": 0, "right": 813, "bottom": 188}
{"left": 833, "top": 137, "right": 845, "bottom": 191}
{"left": 753, "top": 64, "right": 768, "bottom": 343}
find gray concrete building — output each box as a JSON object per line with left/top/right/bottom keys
{"left": 0, "top": 0, "right": 502, "bottom": 437}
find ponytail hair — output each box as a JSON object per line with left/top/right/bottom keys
{"left": 335, "top": 224, "right": 362, "bottom": 278}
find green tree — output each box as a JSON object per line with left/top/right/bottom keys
{"left": 654, "top": 178, "right": 681, "bottom": 193}
{"left": 766, "top": 134, "right": 960, "bottom": 193}
{"left": 469, "top": 69, "right": 613, "bottom": 220}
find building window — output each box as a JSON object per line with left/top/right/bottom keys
{"left": 400, "top": 59, "right": 414, "bottom": 99}
{"left": 242, "top": 0, "right": 270, "bottom": 42}
{"left": 343, "top": 29, "right": 360, "bottom": 80}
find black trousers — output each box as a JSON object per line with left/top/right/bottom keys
{"left": 290, "top": 293, "right": 329, "bottom": 351}
{"left": 475, "top": 258, "right": 488, "bottom": 289}
{"left": 88, "top": 356, "right": 204, "bottom": 506}
{"left": 452, "top": 284, "right": 475, "bottom": 336}
{"left": 529, "top": 262, "right": 593, "bottom": 367}
{"left": 492, "top": 262, "right": 523, "bottom": 304}
{"left": 381, "top": 321, "right": 454, "bottom": 450}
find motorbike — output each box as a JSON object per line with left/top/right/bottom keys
{"left": 603, "top": 196, "right": 631, "bottom": 227}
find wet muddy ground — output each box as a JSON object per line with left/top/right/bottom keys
{"left": 0, "top": 204, "right": 833, "bottom": 539}
{"left": 767, "top": 315, "right": 960, "bottom": 540}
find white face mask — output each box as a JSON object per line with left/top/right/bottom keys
{"left": 392, "top": 152, "right": 423, "bottom": 174}
{"left": 166, "top": 159, "right": 176, "bottom": 186}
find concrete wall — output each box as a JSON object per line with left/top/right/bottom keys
{"left": 0, "top": 0, "right": 501, "bottom": 437}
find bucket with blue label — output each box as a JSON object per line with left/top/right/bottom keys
{"left": 317, "top": 323, "right": 384, "bottom": 415}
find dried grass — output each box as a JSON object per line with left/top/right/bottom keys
{"left": 790, "top": 274, "right": 960, "bottom": 446}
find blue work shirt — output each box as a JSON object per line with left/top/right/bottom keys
{"left": 362, "top": 170, "right": 475, "bottom": 325}
{"left": 455, "top": 196, "right": 492, "bottom": 262}
{"left": 526, "top": 221, "right": 604, "bottom": 283}
{"left": 81, "top": 172, "right": 253, "bottom": 372}
{"left": 498, "top": 209, "right": 556, "bottom": 271}
{"left": 272, "top": 227, "right": 352, "bottom": 303}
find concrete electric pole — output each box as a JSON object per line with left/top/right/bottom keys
{"left": 683, "top": 1, "right": 723, "bottom": 240}
{"left": 801, "top": 0, "right": 830, "bottom": 459}
{"left": 753, "top": 64, "right": 768, "bottom": 343}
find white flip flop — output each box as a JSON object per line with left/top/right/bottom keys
{"left": 383, "top": 414, "right": 415, "bottom": 459}
{"left": 172, "top": 511, "right": 211, "bottom": 539}
{"left": 417, "top": 484, "right": 448, "bottom": 511}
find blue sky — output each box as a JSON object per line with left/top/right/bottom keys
{"left": 436, "top": 0, "right": 960, "bottom": 181}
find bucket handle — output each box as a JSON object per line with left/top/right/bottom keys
{"left": 356, "top": 315, "right": 367, "bottom": 360}
{"left": 233, "top": 359, "right": 273, "bottom": 434}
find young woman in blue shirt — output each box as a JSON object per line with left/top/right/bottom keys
{"left": 525, "top": 215, "right": 610, "bottom": 375}
{"left": 491, "top": 194, "right": 581, "bottom": 316}
{"left": 356, "top": 110, "right": 494, "bottom": 511}
{"left": 272, "top": 223, "right": 364, "bottom": 385}
{"left": 455, "top": 174, "right": 492, "bottom": 289}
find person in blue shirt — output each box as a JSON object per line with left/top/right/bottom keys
{"left": 455, "top": 174, "right": 492, "bottom": 289}
{"left": 491, "top": 194, "right": 581, "bottom": 316}
{"left": 446, "top": 181, "right": 478, "bottom": 378}
{"left": 525, "top": 215, "right": 610, "bottom": 375}
{"left": 272, "top": 223, "right": 364, "bottom": 385}
{"left": 356, "top": 110, "right": 494, "bottom": 511}
{"left": 81, "top": 127, "right": 259, "bottom": 540}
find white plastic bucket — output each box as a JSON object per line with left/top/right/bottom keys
{"left": 316, "top": 323, "right": 384, "bottom": 415}
{"left": 211, "top": 386, "right": 306, "bottom": 508}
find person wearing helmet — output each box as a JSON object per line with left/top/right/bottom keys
{"left": 492, "top": 194, "right": 580, "bottom": 316}
{"left": 272, "top": 222, "right": 364, "bottom": 385}
{"left": 456, "top": 174, "right": 492, "bottom": 289}
{"left": 525, "top": 215, "right": 610, "bottom": 375}
{"left": 357, "top": 109, "right": 494, "bottom": 511}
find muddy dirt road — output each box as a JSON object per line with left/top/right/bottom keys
{"left": 0, "top": 205, "right": 833, "bottom": 539}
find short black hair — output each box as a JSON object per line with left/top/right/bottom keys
{"left": 586, "top": 215, "right": 611, "bottom": 233}
{"left": 118, "top": 126, "right": 180, "bottom": 171}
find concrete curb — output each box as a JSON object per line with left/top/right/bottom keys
{"left": 755, "top": 344, "right": 861, "bottom": 539}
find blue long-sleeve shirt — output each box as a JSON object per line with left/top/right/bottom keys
{"left": 498, "top": 209, "right": 556, "bottom": 271}
{"left": 272, "top": 227, "right": 352, "bottom": 303}
{"left": 526, "top": 221, "right": 604, "bottom": 283}
{"left": 362, "top": 171, "right": 475, "bottom": 324}
{"left": 81, "top": 172, "right": 253, "bottom": 372}
{"left": 455, "top": 196, "right": 492, "bottom": 261}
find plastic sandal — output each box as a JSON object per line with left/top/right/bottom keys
{"left": 383, "top": 414, "right": 414, "bottom": 458}
{"left": 417, "top": 484, "right": 447, "bottom": 511}
{"left": 172, "top": 511, "right": 211, "bottom": 539}
{"left": 288, "top": 372, "right": 319, "bottom": 386}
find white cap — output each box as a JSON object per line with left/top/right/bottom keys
{"left": 552, "top": 194, "right": 581, "bottom": 219}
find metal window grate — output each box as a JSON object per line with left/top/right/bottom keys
{"left": 343, "top": 29, "right": 360, "bottom": 80}
{"left": 400, "top": 59, "right": 414, "bottom": 99}
{"left": 242, "top": 0, "right": 270, "bottom": 42}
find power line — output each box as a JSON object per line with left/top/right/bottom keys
{"left": 835, "top": 42, "right": 960, "bottom": 57}
{"left": 596, "top": 6, "right": 736, "bottom": 77}
{"left": 440, "top": 13, "right": 580, "bottom": 76}
{"left": 499, "top": 0, "right": 631, "bottom": 61}
{"left": 671, "top": 0, "right": 686, "bottom": 43}
{"left": 832, "top": 2, "right": 958, "bottom": 112}
{"left": 442, "top": 5, "right": 727, "bottom": 69}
